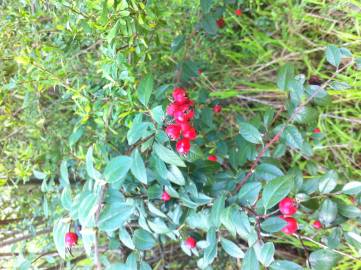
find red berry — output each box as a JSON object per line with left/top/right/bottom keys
{"left": 173, "top": 87, "right": 188, "bottom": 104}
{"left": 65, "top": 232, "right": 78, "bottom": 247}
{"left": 279, "top": 197, "right": 297, "bottom": 216}
{"left": 213, "top": 104, "right": 222, "bottom": 113}
{"left": 179, "top": 122, "right": 192, "bottom": 132}
{"left": 235, "top": 9, "right": 242, "bottom": 16}
{"left": 165, "top": 124, "right": 181, "bottom": 140}
{"left": 313, "top": 220, "right": 322, "bottom": 229}
{"left": 313, "top": 128, "right": 321, "bottom": 134}
{"left": 185, "top": 236, "right": 197, "bottom": 249}
{"left": 208, "top": 155, "right": 217, "bottom": 162}
{"left": 161, "top": 191, "right": 171, "bottom": 202}
{"left": 216, "top": 18, "right": 225, "bottom": 28}
{"left": 166, "top": 103, "right": 178, "bottom": 116}
{"left": 174, "top": 110, "right": 188, "bottom": 123}
{"left": 183, "top": 126, "right": 197, "bottom": 140}
{"left": 185, "top": 109, "right": 195, "bottom": 120}
{"left": 198, "top": 69, "right": 203, "bottom": 75}
{"left": 280, "top": 216, "right": 298, "bottom": 235}
{"left": 176, "top": 138, "right": 191, "bottom": 155}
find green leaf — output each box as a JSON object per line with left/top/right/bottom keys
{"left": 277, "top": 63, "right": 295, "bottom": 91}
{"left": 167, "top": 165, "right": 185, "bottom": 185}
{"left": 140, "top": 261, "right": 152, "bottom": 270}
{"left": 342, "top": 181, "right": 361, "bottom": 195}
{"left": 148, "top": 202, "right": 167, "bottom": 218}
{"left": 119, "top": 227, "right": 135, "bottom": 249}
{"left": 78, "top": 193, "right": 97, "bottom": 227}
{"left": 256, "top": 163, "right": 284, "bottom": 181}
{"left": 153, "top": 143, "right": 186, "bottom": 167}
{"left": 137, "top": 74, "right": 153, "bottom": 107}
{"left": 86, "top": 146, "right": 101, "bottom": 180}
{"left": 130, "top": 149, "right": 147, "bottom": 184}
{"left": 283, "top": 126, "right": 303, "bottom": 149}
{"left": 220, "top": 238, "right": 244, "bottom": 258}
{"left": 98, "top": 202, "right": 134, "bottom": 231}
{"left": 201, "top": 14, "right": 218, "bottom": 35}
{"left": 309, "top": 249, "right": 341, "bottom": 270}
{"left": 107, "top": 20, "right": 120, "bottom": 43}
{"left": 150, "top": 105, "right": 165, "bottom": 125}
{"left": 238, "top": 182, "right": 262, "bottom": 206}
{"left": 53, "top": 218, "right": 70, "bottom": 259}
{"left": 201, "top": 0, "right": 213, "bottom": 13}
{"left": 261, "top": 217, "right": 287, "bottom": 233}
{"left": 171, "top": 35, "right": 185, "bottom": 52}
{"left": 221, "top": 206, "right": 237, "bottom": 236}
{"left": 242, "top": 248, "right": 260, "bottom": 270}
{"left": 262, "top": 175, "right": 293, "bottom": 210}
{"left": 127, "top": 122, "right": 152, "bottom": 145}
{"left": 338, "top": 204, "right": 361, "bottom": 218}
{"left": 125, "top": 252, "right": 137, "bottom": 269}
{"left": 270, "top": 260, "right": 303, "bottom": 270}
{"left": 61, "top": 187, "right": 72, "bottom": 211}
{"left": 133, "top": 229, "right": 156, "bottom": 250}
{"left": 204, "top": 227, "right": 217, "bottom": 265}
{"left": 239, "top": 122, "right": 263, "bottom": 144}
{"left": 319, "top": 170, "right": 337, "bottom": 194}
{"left": 233, "top": 210, "right": 251, "bottom": 239}
{"left": 257, "top": 242, "right": 275, "bottom": 267}
{"left": 319, "top": 199, "right": 337, "bottom": 226}
{"left": 60, "top": 160, "right": 70, "bottom": 187}
{"left": 325, "top": 45, "right": 341, "bottom": 68}
{"left": 210, "top": 193, "right": 225, "bottom": 228}
{"left": 103, "top": 155, "right": 133, "bottom": 183}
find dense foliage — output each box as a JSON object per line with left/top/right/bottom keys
{"left": 1, "top": 0, "right": 361, "bottom": 269}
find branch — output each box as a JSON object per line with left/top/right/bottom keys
{"left": 0, "top": 227, "right": 51, "bottom": 248}
{"left": 234, "top": 61, "right": 353, "bottom": 193}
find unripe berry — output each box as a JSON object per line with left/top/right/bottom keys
{"left": 65, "top": 232, "right": 78, "bottom": 247}
{"left": 183, "top": 126, "right": 197, "bottom": 140}
{"left": 279, "top": 197, "right": 297, "bottom": 216}
{"left": 185, "top": 236, "right": 197, "bottom": 249}
{"left": 235, "top": 9, "right": 242, "bottom": 16}
{"left": 165, "top": 124, "right": 181, "bottom": 140}
{"left": 313, "top": 128, "right": 321, "bottom": 134}
{"left": 208, "top": 155, "right": 217, "bottom": 162}
{"left": 173, "top": 87, "right": 188, "bottom": 104}
{"left": 216, "top": 18, "right": 225, "bottom": 28}
{"left": 176, "top": 138, "right": 191, "bottom": 155}
{"left": 213, "top": 104, "right": 222, "bottom": 113}
{"left": 161, "top": 191, "right": 171, "bottom": 202}
{"left": 280, "top": 216, "right": 298, "bottom": 235}
{"left": 313, "top": 220, "right": 322, "bottom": 229}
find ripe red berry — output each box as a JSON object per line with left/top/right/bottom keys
{"left": 176, "top": 138, "right": 191, "bottom": 155}
{"left": 280, "top": 216, "right": 298, "bottom": 235}
{"left": 166, "top": 103, "right": 178, "bottom": 116}
{"left": 213, "top": 104, "right": 222, "bottom": 113}
{"left": 198, "top": 69, "right": 203, "bottom": 75}
{"left": 235, "top": 9, "right": 242, "bottom": 16}
{"left": 313, "top": 220, "right": 322, "bottom": 229}
{"left": 179, "top": 122, "right": 192, "bottom": 132}
{"left": 279, "top": 197, "right": 297, "bottom": 216}
{"left": 174, "top": 110, "right": 188, "bottom": 123}
{"left": 161, "top": 191, "right": 171, "bottom": 202}
{"left": 165, "top": 124, "right": 181, "bottom": 140}
{"left": 208, "top": 155, "right": 217, "bottom": 162}
{"left": 313, "top": 128, "right": 321, "bottom": 134}
{"left": 216, "top": 18, "right": 225, "bottom": 28}
{"left": 65, "top": 232, "right": 78, "bottom": 247}
{"left": 183, "top": 126, "right": 197, "bottom": 140}
{"left": 185, "top": 236, "right": 197, "bottom": 249}
{"left": 173, "top": 87, "right": 188, "bottom": 104}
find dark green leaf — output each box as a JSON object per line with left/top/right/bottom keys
{"left": 262, "top": 175, "right": 293, "bottom": 210}
{"left": 261, "top": 217, "right": 287, "bottom": 233}
{"left": 238, "top": 182, "right": 262, "bottom": 206}
{"left": 220, "top": 237, "right": 244, "bottom": 258}
{"left": 171, "top": 35, "right": 185, "bottom": 52}
{"left": 319, "top": 170, "right": 337, "bottom": 194}
{"left": 137, "top": 74, "right": 153, "bottom": 107}
{"left": 270, "top": 260, "right": 303, "bottom": 270}
{"left": 98, "top": 202, "right": 134, "bottom": 231}
{"left": 239, "top": 122, "right": 263, "bottom": 144}
{"left": 103, "top": 156, "right": 133, "bottom": 183}
{"left": 167, "top": 165, "right": 185, "bottom": 185}
{"left": 131, "top": 149, "right": 147, "bottom": 184}
{"left": 325, "top": 45, "right": 341, "bottom": 68}
{"left": 242, "top": 248, "right": 259, "bottom": 270}
{"left": 153, "top": 143, "right": 186, "bottom": 167}
{"left": 319, "top": 199, "right": 337, "bottom": 226}
{"left": 309, "top": 249, "right": 341, "bottom": 270}
{"left": 204, "top": 227, "right": 217, "bottom": 265}
{"left": 256, "top": 163, "right": 284, "bottom": 181}
{"left": 283, "top": 126, "right": 303, "bottom": 150}
{"left": 201, "top": 0, "right": 213, "bottom": 13}
{"left": 210, "top": 193, "right": 225, "bottom": 228}
{"left": 133, "top": 229, "right": 156, "bottom": 250}
{"left": 277, "top": 64, "right": 295, "bottom": 91}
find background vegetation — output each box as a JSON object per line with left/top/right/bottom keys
{"left": 0, "top": 0, "right": 360, "bottom": 269}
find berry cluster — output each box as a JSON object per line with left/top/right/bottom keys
{"left": 166, "top": 87, "right": 197, "bottom": 155}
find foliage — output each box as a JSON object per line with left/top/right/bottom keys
{"left": 1, "top": 0, "right": 361, "bottom": 269}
